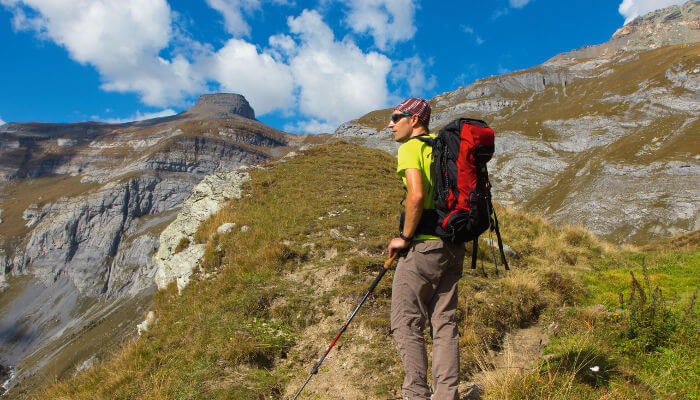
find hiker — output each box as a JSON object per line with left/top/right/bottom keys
{"left": 387, "top": 98, "right": 466, "bottom": 400}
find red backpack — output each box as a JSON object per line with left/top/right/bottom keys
{"left": 411, "top": 118, "right": 509, "bottom": 270}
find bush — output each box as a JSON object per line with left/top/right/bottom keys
{"left": 617, "top": 268, "right": 678, "bottom": 353}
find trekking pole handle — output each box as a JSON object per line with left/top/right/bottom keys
{"left": 384, "top": 253, "right": 398, "bottom": 269}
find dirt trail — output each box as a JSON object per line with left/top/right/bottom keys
{"left": 460, "top": 323, "right": 551, "bottom": 399}
{"left": 282, "top": 256, "right": 404, "bottom": 400}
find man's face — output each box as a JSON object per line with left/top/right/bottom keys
{"left": 388, "top": 110, "right": 412, "bottom": 143}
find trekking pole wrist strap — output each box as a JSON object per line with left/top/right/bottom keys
{"left": 398, "top": 232, "right": 413, "bottom": 241}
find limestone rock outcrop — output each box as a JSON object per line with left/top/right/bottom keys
{"left": 154, "top": 169, "right": 250, "bottom": 292}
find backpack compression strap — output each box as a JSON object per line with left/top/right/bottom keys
{"left": 492, "top": 207, "right": 510, "bottom": 270}
{"left": 472, "top": 183, "right": 510, "bottom": 271}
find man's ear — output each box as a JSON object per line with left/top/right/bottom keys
{"left": 410, "top": 114, "right": 420, "bottom": 127}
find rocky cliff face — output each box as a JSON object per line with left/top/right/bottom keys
{"left": 334, "top": 2, "right": 699, "bottom": 244}
{"left": 0, "top": 93, "right": 304, "bottom": 394}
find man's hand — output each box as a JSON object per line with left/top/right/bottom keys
{"left": 388, "top": 237, "right": 411, "bottom": 259}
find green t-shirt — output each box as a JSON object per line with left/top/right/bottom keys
{"left": 397, "top": 133, "right": 439, "bottom": 240}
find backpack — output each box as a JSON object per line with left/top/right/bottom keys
{"left": 402, "top": 118, "right": 509, "bottom": 271}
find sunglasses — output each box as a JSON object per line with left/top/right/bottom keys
{"left": 390, "top": 113, "right": 411, "bottom": 123}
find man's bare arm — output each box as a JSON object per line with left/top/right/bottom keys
{"left": 389, "top": 168, "right": 423, "bottom": 257}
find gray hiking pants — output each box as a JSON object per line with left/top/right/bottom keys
{"left": 391, "top": 239, "right": 466, "bottom": 400}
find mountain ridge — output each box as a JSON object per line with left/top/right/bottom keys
{"left": 334, "top": 2, "right": 699, "bottom": 245}
{"left": 550, "top": 0, "right": 699, "bottom": 61}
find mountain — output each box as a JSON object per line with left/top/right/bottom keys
{"left": 1, "top": 2, "right": 698, "bottom": 396}
{"left": 0, "top": 93, "right": 316, "bottom": 393}
{"left": 335, "top": 0, "right": 699, "bottom": 244}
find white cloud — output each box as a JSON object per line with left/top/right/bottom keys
{"left": 0, "top": 2, "right": 415, "bottom": 128}
{"left": 461, "top": 25, "right": 485, "bottom": 45}
{"left": 209, "top": 38, "right": 295, "bottom": 115}
{"left": 284, "top": 119, "right": 336, "bottom": 134}
{"left": 492, "top": 8, "right": 509, "bottom": 19}
{"left": 204, "top": 0, "right": 261, "bottom": 37}
{"left": 391, "top": 56, "right": 437, "bottom": 96}
{"left": 509, "top": 0, "right": 532, "bottom": 8}
{"left": 618, "top": 0, "right": 686, "bottom": 24}
{"left": 103, "top": 109, "right": 177, "bottom": 124}
{"left": 497, "top": 65, "right": 512, "bottom": 74}
{"left": 205, "top": 0, "right": 292, "bottom": 36}
{"left": 344, "top": 0, "right": 417, "bottom": 51}
{"left": 268, "top": 33, "right": 298, "bottom": 61}
{"left": 0, "top": 116, "right": 5, "bottom": 126}
{"left": 1, "top": 0, "right": 206, "bottom": 107}
{"left": 493, "top": 0, "right": 533, "bottom": 19}
{"left": 269, "top": 33, "right": 296, "bottom": 56}
{"left": 205, "top": 0, "right": 257, "bottom": 36}
{"left": 286, "top": 9, "right": 392, "bottom": 125}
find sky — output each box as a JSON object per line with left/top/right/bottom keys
{"left": 0, "top": 0, "right": 689, "bottom": 133}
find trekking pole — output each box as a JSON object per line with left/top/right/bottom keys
{"left": 292, "top": 253, "right": 398, "bottom": 400}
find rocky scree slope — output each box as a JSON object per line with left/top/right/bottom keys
{"left": 0, "top": 93, "right": 314, "bottom": 394}
{"left": 335, "top": 1, "right": 700, "bottom": 244}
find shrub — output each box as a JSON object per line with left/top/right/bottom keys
{"left": 617, "top": 268, "right": 678, "bottom": 353}
{"left": 174, "top": 236, "right": 190, "bottom": 254}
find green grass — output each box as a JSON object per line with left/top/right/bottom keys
{"left": 586, "top": 250, "right": 700, "bottom": 309}
{"left": 36, "top": 142, "right": 403, "bottom": 399}
{"left": 518, "top": 236, "right": 700, "bottom": 400}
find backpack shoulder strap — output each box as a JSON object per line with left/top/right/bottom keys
{"left": 410, "top": 133, "right": 435, "bottom": 147}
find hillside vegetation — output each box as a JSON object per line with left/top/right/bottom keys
{"left": 33, "top": 142, "right": 698, "bottom": 399}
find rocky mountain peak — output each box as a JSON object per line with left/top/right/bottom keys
{"left": 611, "top": 0, "right": 699, "bottom": 50}
{"left": 182, "top": 93, "right": 256, "bottom": 120}
{"left": 551, "top": 1, "right": 699, "bottom": 61}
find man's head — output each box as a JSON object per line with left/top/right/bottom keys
{"left": 388, "top": 97, "right": 431, "bottom": 142}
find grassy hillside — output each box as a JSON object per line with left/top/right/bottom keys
{"left": 32, "top": 142, "right": 698, "bottom": 399}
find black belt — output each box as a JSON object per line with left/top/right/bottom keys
{"left": 399, "top": 209, "right": 440, "bottom": 236}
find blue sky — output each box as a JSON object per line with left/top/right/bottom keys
{"left": 0, "top": 0, "right": 687, "bottom": 133}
